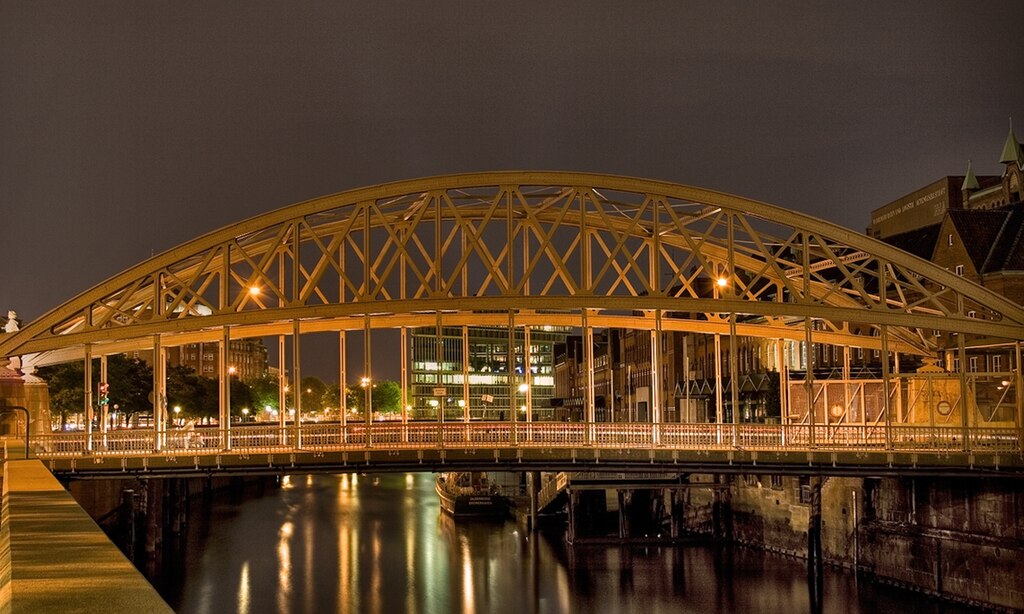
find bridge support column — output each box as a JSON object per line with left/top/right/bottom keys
{"left": 527, "top": 471, "right": 540, "bottom": 532}
{"left": 807, "top": 475, "right": 825, "bottom": 608}
{"left": 144, "top": 478, "right": 163, "bottom": 558}
{"left": 567, "top": 490, "right": 579, "bottom": 544}
{"left": 712, "top": 474, "right": 732, "bottom": 541}
{"left": 617, "top": 489, "right": 632, "bottom": 540}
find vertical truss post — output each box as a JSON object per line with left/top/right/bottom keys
{"left": 729, "top": 312, "right": 739, "bottom": 447}
{"left": 278, "top": 335, "right": 287, "bottom": 445}
{"left": 99, "top": 353, "right": 108, "bottom": 449}
{"left": 714, "top": 332, "right": 724, "bottom": 445}
{"left": 364, "top": 314, "right": 372, "bottom": 448}
{"left": 84, "top": 343, "right": 93, "bottom": 453}
{"left": 957, "top": 330, "right": 969, "bottom": 452}
{"left": 508, "top": 309, "right": 517, "bottom": 446}
{"left": 881, "top": 325, "right": 892, "bottom": 450}
{"left": 805, "top": 318, "right": 815, "bottom": 448}
{"left": 219, "top": 325, "right": 231, "bottom": 450}
{"left": 525, "top": 325, "right": 533, "bottom": 426}
{"left": 651, "top": 310, "right": 663, "bottom": 446}
{"left": 152, "top": 336, "right": 165, "bottom": 452}
{"left": 779, "top": 339, "right": 788, "bottom": 447}
{"left": 1015, "top": 341, "right": 1023, "bottom": 452}
{"left": 292, "top": 319, "right": 302, "bottom": 449}
{"left": 436, "top": 313, "right": 444, "bottom": 448}
{"left": 340, "top": 234, "right": 349, "bottom": 442}
{"left": 462, "top": 325, "right": 470, "bottom": 424}
{"left": 584, "top": 310, "right": 595, "bottom": 444}
{"left": 340, "top": 331, "right": 348, "bottom": 438}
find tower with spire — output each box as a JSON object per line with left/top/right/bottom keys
{"left": 1000, "top": 117, "right": 1023, "bottom": 204}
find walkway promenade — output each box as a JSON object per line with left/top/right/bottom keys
{"left": 0, "top": 440, "right": 171, "bottom": 614}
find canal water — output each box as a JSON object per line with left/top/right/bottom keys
{"left": 146, "top": 472, "right": 973, "bottom": 614}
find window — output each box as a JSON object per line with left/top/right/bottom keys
{"left": 992, "top": 355, "right": 1002, "bottom": 372}
{"left": 955, "top": 264, "right": 964, "bottom": 276}
{"left": 967, "top": 310, "right": 976, "bottom": 318}
{"left": 948, "top": 233, "right": 953, "bottom": 246}
{"left": 969, "top": 357, "right": 978, "bottom": 372}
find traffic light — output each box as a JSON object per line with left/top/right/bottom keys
{"left": 98, "top": 382, "right": 109, "bottom": 406}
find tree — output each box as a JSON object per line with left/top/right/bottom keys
{"left": 249, "top": 374, "right": 280, "bottom": 413}
{"left": 38, "top": 361, "right": 84, "bottom": 429}
{"left": 299, "top": 376, "right": 329, "bottom": 413}
{"left": 372, "top": 380, "right": 402, "bottom": 414}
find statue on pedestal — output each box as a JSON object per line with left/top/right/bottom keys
{"left": 4, "top": 310, "right": 19, "bottom": 333}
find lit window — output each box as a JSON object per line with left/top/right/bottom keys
{"left": 955, "top": 264, "right": 964, "bottom": 276}
{"left": 948, "top": 234, "right": 953, "bottom": 246}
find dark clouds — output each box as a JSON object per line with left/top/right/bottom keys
{"left": 2, "top": 1, "right": 1023, "bottom": 329}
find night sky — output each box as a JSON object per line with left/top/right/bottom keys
{"left": 2, "top": 2, "right": 1023, "bottom": 378}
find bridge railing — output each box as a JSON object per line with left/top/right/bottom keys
{"left": 28, "top": 422, "right": 1022, "bottom": 458}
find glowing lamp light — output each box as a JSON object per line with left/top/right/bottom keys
{"left": 716, "top": 277, "right": 728, "bottom": 288}
{"left": 517, "top": 383, "right": 529, "bottom": 393}
{"left": 249, "top": 285, "right": 261, "bottom": 296}
{"left": 228, "top": 366, "right": 237, "bottom": 375}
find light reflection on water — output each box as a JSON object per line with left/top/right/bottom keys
{"left": 154, "top": 473, "right": 971, "bottom": 614}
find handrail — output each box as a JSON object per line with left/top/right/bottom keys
{"left": 27, "top": 422, "right": 1022, "bottom": 459}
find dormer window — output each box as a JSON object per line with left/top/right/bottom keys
{"left": 955, "top": 264, "right": 964, "bottom": 276}
{"left": 948, "top": 233, "right": 953, "bottom": 246}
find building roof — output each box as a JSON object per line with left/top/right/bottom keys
{"left": 980, "top": 203, "right": 1024, "bottom": 273}
{"left": 948, "top": 208, "right": 1012, "bottom": 270}
{"left": 882, "top": 223, "right": 942, "bottom": 260}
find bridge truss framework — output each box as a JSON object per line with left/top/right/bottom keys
{"left": 2, "top": 172, "right": 1023, "bottom": 465}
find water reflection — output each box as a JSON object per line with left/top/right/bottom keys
{"left": 154, "top": 473, "right": 972, "bottom": 614}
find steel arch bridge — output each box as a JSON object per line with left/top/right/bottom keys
{"left": 3, "top": 172, "right": 1023, "bottom": 475}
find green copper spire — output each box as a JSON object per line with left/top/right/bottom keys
{"left": 961, "top": 159, "right": 979, "bottom": 191}
{"left": 999, "top": 116, "right": 1023, "bottom": 165}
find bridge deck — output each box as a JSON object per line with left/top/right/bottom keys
{"left": 33, "top": 422, "right": 1024, "bottom": 478}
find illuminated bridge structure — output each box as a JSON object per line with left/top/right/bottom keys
{"left": 2, "top": 172, "right": 1022, "bottom": 478}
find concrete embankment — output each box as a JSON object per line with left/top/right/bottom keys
{"left": 0, "top": 454, "right": 172, "bottom": 614}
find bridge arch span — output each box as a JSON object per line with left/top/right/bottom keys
{"left": 3, "top": 171, "right": 1022, "bottom": 363}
